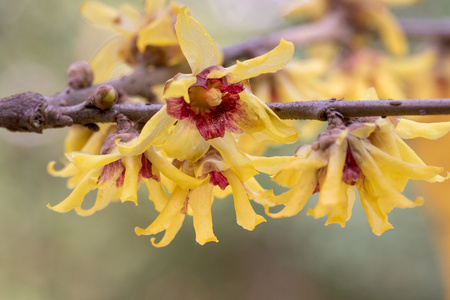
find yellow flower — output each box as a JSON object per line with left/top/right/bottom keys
{"left": 118, "top": 7, "right": 298, "bottom": 181}
{"left": 48, "top": 118, "right": 206, "bottom": 216}
{"left": 81, "top": 0, "right": 182, "bottom": 82}
{"left": 283, "top": 0, "right": 412, "bottom": 56}
{"left": 48, "top": 124, "right": 114, "bottom": 188}
{"left": 240, "top": 58, "right": 329, "bottom": 155}
{"left": 135, "top": 148, "right": 271, "bottom": 247}
{"left": 326, "top": 48, "right": 407, "bottom": 100}
{"left": 263, "top": 88, "right": 449, "bottom": 235}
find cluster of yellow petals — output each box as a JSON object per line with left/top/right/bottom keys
{"left": 47, "top": 1, "right": 450, "bottom": 247}
{"left": 81, "top": 0, "right": 182, "bottom": 82}
{"left": 257, "top": 89, "right": 450, "bottom": 235}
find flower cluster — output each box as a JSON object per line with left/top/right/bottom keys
{"left": 48, "top": 1, "right": 450, "bottom": 247}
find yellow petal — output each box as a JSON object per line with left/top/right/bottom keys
{"left": 175, "top": 7, "right": 222, "bottom": 74}
{"left": 143, "top": 179, "right": 169, "bottom": 212}
{"left": 267, "top": 168, "right": 318, "bottom": 218}
{"left": 308, "top": 142, "right": 347, "bottom": 221}
{"left": 137, "top": 14, "right": 179, "bottom": 51}
{"left": 249, "top": 155, "right": 299, "bottom": 175}
{"left": 47, "top": 161, "right": 80, "bottom": 178}
{"left": 348, "top": 123, "right": 377, "bottom": 139}
{"left": 67, "top": 151, "right": 123, "bottom": 171}
{"left": 145, "top": 0, "right": 165, "bottom": 15}
{"left": 359, "top": 190, "right": 394, "bottom": 236}
{"left": 47, "top": 169, "right": 103, "bottom": 213}
{"left": 243, "top": 176, "right": 276, "bottom": 207}
{"left": 283, "top": 0, "right": 328, "bottom": 20}
{"left": 159, "top": 119, "right": 210, "bottom": 162}
{"left": 363, "top": 140, "right": 445, "bottom": 182}
{"left": 209, "top": 132, "right": 258, "bottom": 181}
{"left": 120, "top": 155, "right": 142, "bottom": 204}
{"left": 224, "top": 169, "right": 266, "bottom": 230}
{"left": 145, "top": 146, "right": 207, "bottom": 189}
{"left": 272, "top": 152, "right": 326, "bottom": 187}
{"left": 164, "top": 75, "right": 197, "bottom": 103}
{"left": 90, "top": 37, "right": 125, "bottom": 83}
{"left": 118, "top": 106, "right": 176, "bottom": 156}
{"left": 75, "top": 187, "right": 117, "bottom": 216}
{"left": 349, "top": 137, "right": 422, "bottom": 214}
{"left": 189, "top": 183, "right": 218, "bottom": 245}
{"left": 135, "top": 186, "right": 188, "bottom": 236}
{"left": 366, "top": 8, "right": 408, "bottom": 56}
{"left": 64, "top": 125, "right": 93, "bottom": 152}
{"left": 80, "top": 1, "right": 119, "bottom": 30}
{"left": 151, "top": 212, "right": 186, "bottom": 247}
{"left": 239, "top": 90, "right": 299, "bottom": 143}
{"left": 395, "top": 118, "right": 450, "bottom": 140}
{"left": 362, "top": 87, "right": 380, "bottom": 101}
{"left": 227, "top": 39, "right": 294, "bottom": 83}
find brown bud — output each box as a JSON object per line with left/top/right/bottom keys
{"left": 67, "top": 61, "right": 94, "bottom": 89}
{"left": 87, "top": 85, "right": 118, "bottom": 110}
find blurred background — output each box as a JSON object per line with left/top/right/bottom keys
{"left": 0, "top": 0, "right": 449, "bottom": 299}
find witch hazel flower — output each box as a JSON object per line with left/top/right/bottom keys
{"left": 259, "top": 88, "right": 450, "bottom": 235}
{"left": 135, "top": 147, "right": 274, "bottom": 247}
{"left": 48, "top": 123, "right": 114, "bottom": 189}
{"left": 81, "top": 0, "right": 182, "bottom": 82}
{"left": 47, "top": 115, "right": 205, "bottom": 216}
{"left": 118, "top": 7, "right": 298, "bottom": 181}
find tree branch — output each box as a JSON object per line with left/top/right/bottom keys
{"left": 42, "top": 98, "right": 450, "bottom": 130}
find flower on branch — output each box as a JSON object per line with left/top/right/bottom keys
{"left": 117, "top": 7, "right": 298, "bottom": 182}
{"left": 136, "top": 148, "right": 273, "bottom": 247}
{"left": 259, "top": 88, "right": 450, "bottom": 235}
{"left": 81, "top": 0, "right": 183, "bottom": 82}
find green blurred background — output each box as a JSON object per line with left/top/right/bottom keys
{"left": 0, "top": 0, "right": 449, "bottom": 299}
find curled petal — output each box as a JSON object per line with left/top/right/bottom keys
{"left": 359, "top": 190, "right": 394, "bottom": 236}
{"left": 175, "top": 7, "right": 222, "bottom": 74}
{"left": 143, "top": 179, "right": 169, "bottom": 212}
{"left": 189, "top": 183, "right": 218, "bottom": 245}
{"left": 137, "top": 14, "right": 179, "bottom": 51}
{"left": 135, "top": 186, "right": 188, "bottom": 236}
{"left": 75, "top": 188, "right": 118, "bottom": 216}
{"left": 151, "top": 212, "right": 186, "bottom": 247}
{"left": 227, "top": 39, "right": 294, "bottom": 83}
{"left": 224, "top": 170, "right": 266, "bottom": 230}
{"left": 90, "top": 37, "right": 125, "bottom": 84}
{"left": 120, "top": 155, "right": 142, "bottom": 204}
{"left": 209, "top": 133, "right": 257, "bottom": 181}
{"left": 250, "top": 155, "right": 298, "bottom": 175}
{"left": 395, "top": 118, "right": 450, "bottom": 140}
{"left": 308, "top": 142, "right": 348, "bottom": 221}
{"left": 363, "top": 140, "right": 446, "bottom": 183}
{"left": 47, "top": 169, "right": 103, "bottom": 213}
{"left": 145, "top": 146, "right": 208, "bottom": 189}
{"left": 239, "top": 90, "right": 298, "bottom": 143}
{"left": 350, "top": 137, "right": 422, "bottom": 216}
{"left": 47, "top": 161, "right": 80, "bottom": 178}
{"left": 67, "top": 151, "right": 123, "bottom": 171}
{"left": 267, "top": 168, "right": 318, "bottom": 217}
{"left": 272, "top": 152, "right": 326, "bottom": 187}
{"left": 118, "top": 106, "right": 176, "bottom": 156}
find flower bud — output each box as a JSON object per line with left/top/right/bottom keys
{"left": 67, "top": 61, "right": 93, "bottom": 89}
{"left": 87, "top": 85, "right": 118, "bottom": 110}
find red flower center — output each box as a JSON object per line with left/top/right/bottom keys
{"left": 166, "top": 66, "right": 245, "bottom": 140}
{"left": 342, "top": 147, "right": 362, "bottom": 186}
